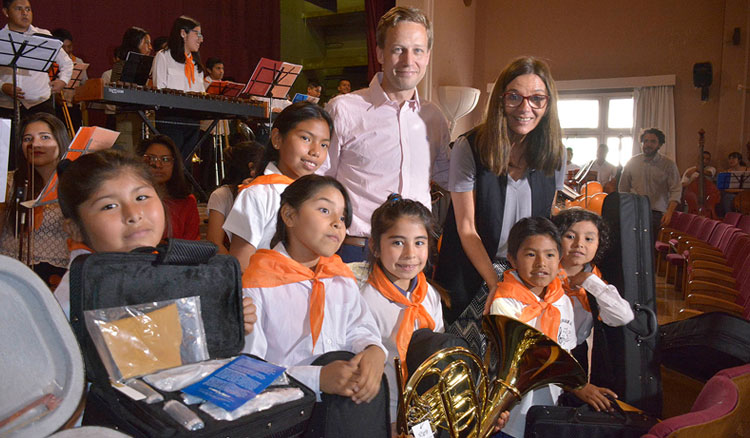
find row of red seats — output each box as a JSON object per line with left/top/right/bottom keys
{"left": 655, "top": 211, "right": 750, "bottom": 320}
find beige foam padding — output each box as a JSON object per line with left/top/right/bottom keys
{"left": 98, "top": 303, "right": 183, "bottom": 379}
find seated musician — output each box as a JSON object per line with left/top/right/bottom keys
{"left": 152, "top": 15, "right": 205, "bottom": 160}
{"left": 588, "top": 144, "right": 617, "bottom": 191}
{"left": 204, "top": 57, "right": 224, "bottom": 85}
{"left": 681, "top": 150, "right": 716, "bottom": 187}
{"left": 104, "top": 26, "right": 152, "bottom": 153}
{"left": 51, "top": 28, "right": 86, "bottom": 131}
{"left": 727, "top": 151, "right": 748, "bottom": 172}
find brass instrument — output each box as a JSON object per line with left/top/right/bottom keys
{"left": 396, "top": 315, "right": 587, "bottom": 438}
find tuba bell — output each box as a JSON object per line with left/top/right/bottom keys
{"left": 396, "top": 315, "right": 587, "bottom": 438}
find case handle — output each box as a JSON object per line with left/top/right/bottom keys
{"left": 629, "top": 303, "right": 658, "bottom": 343}
{"left": 134, "top": 239, "right": 218, "bottom": 265}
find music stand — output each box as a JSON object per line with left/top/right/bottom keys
{"left": 0, "top": 29, "right": 63, "bottom": 161}
{"left": 243, "top": 58, "right": 303, "bottom": 126}
{"left": 29, "top": 126, "right": 119, "bottom": 208}
{"left": 64, "top": 63, "right": 88, "bottom": 92}
{"left": 206, "top": 80, "right": 244, "bottom": 97}
{"left": 119, "top": 52, "right": 154, "bottom": 86}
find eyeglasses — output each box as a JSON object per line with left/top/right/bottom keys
{"left": 143, "top": 154, "right": 174, "bottom": 165}
{"left": 502, "top": 92, "right": 549, "bottom": 109}
{"left": 190, "top": 29, "right": 204, "bottom": 39}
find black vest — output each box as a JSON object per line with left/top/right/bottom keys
{"left": 435, "top": 129, "right": 557, "bottom": 324}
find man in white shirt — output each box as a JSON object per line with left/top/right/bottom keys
{"left": 589, "top": 144, "right": 617, "bottom": 188}
{"left": 0, "top": 0, "right": 72, "bottom": 118}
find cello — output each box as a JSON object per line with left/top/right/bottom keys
{"left": 684, "top": 129, "right": 720, "bottom": 217}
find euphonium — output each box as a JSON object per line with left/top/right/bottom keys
{"left": 396, "top": 315, "right": 587, "bottom": 438}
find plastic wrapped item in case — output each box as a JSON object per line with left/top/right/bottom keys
{"left": 200, "top": 387, "right": 305, "bottom": 421}
{"left": 143, "top": 358, "right": 231, "bottom": 392}
{"left": 84, "top": 297, "right": 209, "bottom": 382}
{"left": 163, "top": 400, "right": 204, "bottom": 431}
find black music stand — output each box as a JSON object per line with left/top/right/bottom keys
{"left": 119, "top": 52, "right": 154, "bottom": 86}
{"left": 0, "top": 29, "right": 62, "bottom": 163}
{"left": 64, "top": 63, "right": 88, "bottom": 92}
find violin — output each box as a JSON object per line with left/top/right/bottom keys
{"left": 684, "top": 129, "right": 720, "bottom": 218}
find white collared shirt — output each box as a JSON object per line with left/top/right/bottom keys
{"left": 243, "top": 244, "right": 386, "bottom": 399}
{"left": 489, "top": 272, "right": 576, "bottom": 438}
{"left": 222, "top": 163, "right": 286, "bottom": 249}
{"left": 151, "top": 49, "right": 205, "bottom": 93}
{"left": 570, "top": 272, "right": 634, "bottom": 344}
{"left": 0, "top": 24, "right": 74, "bottom": 109}
{"left": 360, "top": 280, "right": 444, "bottom": 418}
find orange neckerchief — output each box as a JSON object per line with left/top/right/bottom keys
{"left": 238, "top": 174, "right": 295, "bottom": 193}
{"left": 559, "top": 265, "right": 602, "bottom": 313}
{"left": 367, "top": 263, "right": 435, "bottom": 379}
{"left": 184, "top": 53, "right": 195, "bottom": 86}
{"left": 243, "top": 249, "right": 355, "bottom": 350}
{"left": 67, "top": 239, "right": 95, "bottom": 253}
{"left": 492, "top": 270, "right": 565, "bottom": 339}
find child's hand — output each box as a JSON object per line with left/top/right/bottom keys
{"left": 492, "top": 410, "right": 510, "bottom": 432}
{"left": 571, "top": 383, "right": 617, "bottom": 412}
{"left": 320, "top": 360, "right": 359, "bottom": 397}
{"left": 349, "top": 345, "right": 386, "bottom": 404}
{"left": 242, "top": 297, "right": 257, "bottom": 335}
{"left": 567, "top": 271, "right": 594, "bottom": 289}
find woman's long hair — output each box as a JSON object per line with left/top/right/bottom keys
{"left": 4, "top": 113, "right": 70, "bottom": 233}
{"left": 476, "top": 56, "right": 563, "bottom": 176}
{"left": 137, "top": 135, "right": 191, "bottom": 199}
{"left": 166, "top": 16, "right": 204, "bottom": 73}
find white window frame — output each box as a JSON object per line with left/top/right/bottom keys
{"left": 558, "top": 90, "right": 634, "bottom": 147}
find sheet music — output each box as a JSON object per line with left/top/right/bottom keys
{"left": 0, "top": 29, "right": 62, "bottom": 72}
{"left": 0, "top": 119, "right": 10, "bottom": 203}
{"left": 32, "top": 126, "right": 119, "bottom": 207}
{"left": 65, "top": 63, "right": 88, "bottom": 89}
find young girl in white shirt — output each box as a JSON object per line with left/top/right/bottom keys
{"left": 224, "top": 102, "right": 333, "bottom": 271}
{"left": 243, "top": 174, "right": 389, "bottom": 438}
{"left": 152, "top": 15, "right": 205, "bottom": 159}
{"left": 552, "top": 208, "right": 634, "bottom": 410}
{"left": 55, "top": 150, "right": 257, "bottom": 335}
{"left": 359, "top": 195, "right": 443, "bottom": 424}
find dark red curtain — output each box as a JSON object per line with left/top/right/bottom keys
{"left": 365, "top": 0, "right": 395, "bottom": 81}
{"left": 26, "top": 1, "right": 280, "bottom": 81}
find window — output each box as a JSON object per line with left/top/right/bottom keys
{"left": 557, "top": 92, "right": 634, "bottom": 168}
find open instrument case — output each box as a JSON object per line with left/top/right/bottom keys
{"left": 0, "top": 255, "right": 128, "bottom": 437}
{"left": 69, "top": 239, "right": 315, "bottom": 437}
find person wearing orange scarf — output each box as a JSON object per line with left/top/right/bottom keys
{"left": 553, "top": 209, "right": 634, "bottom": 414}
{"left": 488, "top": 217, "right": 578, "bottom": 438}
{"left": 358, "top": 195, "right": 446, "bottom": 428}
{"left": 152, "top": 16, "right": 206, "bottom": 160}
{"left": 242, "top": 175, "right": 389, "bottom": 438}
{"left": 223, "top": 102, "right": 333, "bottom": 272}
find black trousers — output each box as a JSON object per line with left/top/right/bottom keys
{"left": 154, "top": 114, "right": 201, "bottom": 161}
{"left": 304, "top": 351, "right": 389, "bottom": 438}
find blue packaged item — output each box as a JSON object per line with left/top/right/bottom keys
{"left": 182, "top": 356, "right": 285, "bottom": 412}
